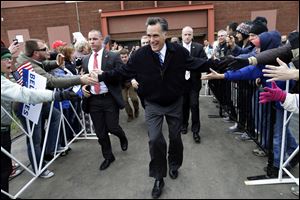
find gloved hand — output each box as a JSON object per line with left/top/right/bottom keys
{"left": 54, "top": 90, "right": 80, "bottom": 101}
{"left": 211, "top": 56, "right": 236, "bottom": 73}
{"left": 227, "top": 57, "right": 250, "bottom": 71}
{"left": 259, "top": 81, "right": 287, "bottom": 104}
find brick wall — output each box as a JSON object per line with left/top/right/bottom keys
{"left": 1, "top": 1, "right": 298, "bottom": 45}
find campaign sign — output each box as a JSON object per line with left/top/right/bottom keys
{"left": 22, "top": 69, "right": 47, "bottom": 124}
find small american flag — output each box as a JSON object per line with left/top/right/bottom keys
{"left": 16, "top": 62, "right": 34, "bottom": 85}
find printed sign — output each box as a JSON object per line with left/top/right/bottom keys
{"left": 22, "top": 69, "right": 47, "bottom": 124}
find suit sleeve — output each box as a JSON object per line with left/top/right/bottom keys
{"left": 98, "top": 53, "right": 136, "bottom": 83}
{"left": 185, "top": 53, "right": 215, "bottom": 73}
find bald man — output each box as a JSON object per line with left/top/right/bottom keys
{"left": 180, "top": 26, "right": 207, "bottom": 143}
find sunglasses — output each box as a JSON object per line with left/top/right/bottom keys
{"left": 35, "top": 47, "right": 48, "bottom": 52}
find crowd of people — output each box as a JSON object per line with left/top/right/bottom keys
{"left": 1, "top": 15, "right": 299, "bottom": 199}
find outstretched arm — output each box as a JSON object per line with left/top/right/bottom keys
{"left": 201, "top": 68, "right": 225, "bottom": 80}
{"left": 262, "top": 57, "right": 299, "bottom": 82}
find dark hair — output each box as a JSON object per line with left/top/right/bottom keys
{"left": 228, "top": 22, "right": 238, "bottom": 32}
{"left": 25, "top": 39, "right": 43, "bottom": 57}
{"left": 145, "top": 17, "right": 168, "bottom": 32}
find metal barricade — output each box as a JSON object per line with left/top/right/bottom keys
{"left": 1, "top": 96, "right": 96, "bottom": 199}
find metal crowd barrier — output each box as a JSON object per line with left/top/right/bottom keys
{"left": 208, "top": 79, "right": 298, "bottom": 186}
{"left": 1, "top": 96, "right": 96, "bottom": 199}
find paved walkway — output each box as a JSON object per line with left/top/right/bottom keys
{"left": 9, "top": 94, "right": 299, "bottom": 199}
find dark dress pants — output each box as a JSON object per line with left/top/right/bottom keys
{"left": 145, "top": 97, "right": 184, "bottom": 179}
{"left": 182, "top": 87, "right": 201, "bottom": 134}
{"left": 89, "top": 94, "right": 126, "bottom": 160}
{"left": 1, "top": 128, "right": 12, "bottom": 199}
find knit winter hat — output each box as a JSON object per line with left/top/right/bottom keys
{"left": 236, "top": 22, "right": 252, "bottom": 36}
{"left": 1, "top": 47, "right": 12, "bottom": 59}
{"left": 253, "top": 16, "right": 268, "bottom": 26}
{"left": 249, "top": 21, "right": 268, "bottom": 35}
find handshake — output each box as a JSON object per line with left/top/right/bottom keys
{"left": 79, "top": 70, "right": 102, "bottom": 85}
{"left": 211, "top": 56, "right": 251, "bottom": 73}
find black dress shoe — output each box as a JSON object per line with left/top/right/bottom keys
{"left": 193, "top": 132, "right": 201, "bottom": 143}
{"left": 169, "top": 169, "right": 178, "bottom": 179}
{"left": 151, "top": 179, "right": 164, "bottom": 199}
{"left": 99, "top": 157, "right": 115, "bottom": 170}
{"left": 120, "top": 137, "right": 128, "bottom": 151}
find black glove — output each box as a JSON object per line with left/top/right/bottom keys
{"left": 227, "top": 57, "right": 249, "bottom": 71}
{"left": 212, "top": 56, "right": 235, "bottom": 73}
{"left": 288, "top": 31, "right": 299, "bottom": 50}
{"left": 54, "top": 90, "right": 80, "bottom": 101}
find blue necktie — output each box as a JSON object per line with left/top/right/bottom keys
{"left": 156, "top": 52, "right": 164, "bottom": 67}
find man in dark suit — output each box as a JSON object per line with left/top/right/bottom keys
{"left": 91, "top": 18, "right": 216, "bottom": 198}
{"left": 180, "top": 26, "right": 208, "bottom": 143}
{"left": 82, "top": 29, "right": 128, "bottom": 171}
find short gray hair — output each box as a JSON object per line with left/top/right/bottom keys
{"left": 88, "top": 30, "right": 102, "bottom": 37}
{"left": 145, "top": 17, "right": 168, "bottom": 32}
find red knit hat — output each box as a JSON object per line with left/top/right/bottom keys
{"left": 52, "top": 40, "right": 67, "bottom": 49}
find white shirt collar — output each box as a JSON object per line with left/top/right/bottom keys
{"left": 183, "top": 42, "right": 191, "bottom": 51}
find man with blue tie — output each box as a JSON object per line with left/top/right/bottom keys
{"left": 81, "top": 30, "right": 128, "bottom": 171}
{"left": 92, "top": 18, "right": 216, "bottom": 198}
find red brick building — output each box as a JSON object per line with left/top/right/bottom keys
{"left": 1, "top": 1, "right": 299, "bottom": 50}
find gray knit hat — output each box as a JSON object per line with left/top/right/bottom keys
{"left": 236, "top": 22, "right": 252, "bottom": 36}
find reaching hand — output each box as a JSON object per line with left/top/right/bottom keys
{"left": 80, "top": 74, "right": 98, "bottom": 85}
{"left": 226, "top": 35, "right": 236, "bottom": 49}
{"left": 131, "top": 79, "right": 139, "bottom": 89}
{"left": 227, "top": 57, "right": 250, "bottom": 70}
{"left": 8, "top": 41, "right": 20, "bottom": 55}
{"left": 54, "top": 90, "right": 80, "bottom": 101}
{"left": 56, "top": 53, "right": 65, "bottom": 67}
{"left": 82, "top": 85, "right": 91, "bottom": 98}
{"left": 201, "top": 68, "right": 225, "bottom": 80}
{"left": 259, "top": 81, "right": 287, "bottom": 104}
{"left": 262, "top": 57, "right": 299, "bottom": 82}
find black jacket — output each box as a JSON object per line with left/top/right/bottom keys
{"left": 98, "top": 41, "right": 213, "bottom": 106}
{"left": 186, "top": 42, "right": 208, "bottom": 91}
{"left": 82, "top": 50, "right": 125, "bottom": 109}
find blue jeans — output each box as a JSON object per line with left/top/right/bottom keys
{"left": 273, "top": 108, "right": 298, "bottom": 168}
{"left": 17, "top": 103, "right": 61, "bottom": 171}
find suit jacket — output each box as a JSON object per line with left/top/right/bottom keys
{"left": 186, "top": 42, "right": 208, "bottom": 91}
{"left": 82, "top": 50, "right": 125, "bottom": 109}
{"left": 98, "top": 41, "right": 213, "bottom": 106}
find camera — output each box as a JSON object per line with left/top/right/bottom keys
{"left": 12, "top": 39, "right": 18, "bottom": 45}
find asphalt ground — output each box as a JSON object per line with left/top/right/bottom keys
{"left": 9, "top": 91, "right": 299, "bottom": 199}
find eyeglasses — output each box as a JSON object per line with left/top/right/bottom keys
{"left": 35, "top": 47, "right": 48, "bottom": 52}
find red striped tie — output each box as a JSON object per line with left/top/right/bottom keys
{"left": 93, "top": 53, "right": 100, "bottom": 94}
